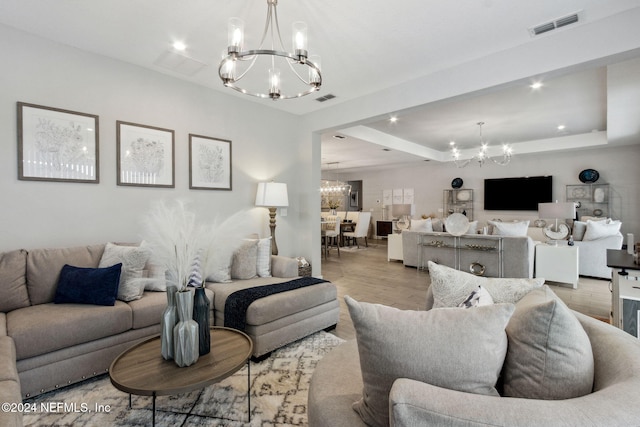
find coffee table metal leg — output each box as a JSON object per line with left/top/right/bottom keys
{"left": 152, "top": 392, "right": 156, "bottom": 427}
{"left": 128, "top": 393, "right": 132, "bottom": 409}
{"left": 247, "top": 360, "right": 251, "bottom": 422}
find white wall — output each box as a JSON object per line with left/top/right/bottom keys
{"left": 337, "top": 145, "right": 640, "bottom": 238}
{"left": 0, "top": 24, "right": 311, "bottom": 256}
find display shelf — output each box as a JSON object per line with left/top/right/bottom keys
{"left": 443, "top": 189, "right": 473, "bottom": 220}
{"left": 566, "top": 183, "right": 610, "bottom": 219}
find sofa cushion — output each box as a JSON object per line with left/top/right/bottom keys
{"left": 428, "top": 261, "right": 544, "bottom": 308}
{"left": 0, "top": 249, "right": 30, "bottom": 312}
{"left": 410, "top": 218, "right": 432, "bottom": 232}
{"left": 502, "top": 285, "right": 594, "bottom": 399}
{"left": 231, "top": 240, "right": 258, "bottom": 280}
{"left": 490, "top": 220, "right": 530, "bottom": 236}
{"left": 345, "top": 296, "right": 514, "bottom": 427}
{"left": 8, "top": 301, "right": 132, "bottom": 359}
{"left": 26, "top": 244, "right": 105, "bottom": 305}
{"left": 54, "top": 264, "right": 122, "bottom": 306}
{"left": 126, "top": 291, "right": 173, "bottom": 329}
{"left": 583, "top": 219, "right": 622, "bottom": 241}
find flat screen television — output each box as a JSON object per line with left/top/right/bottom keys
{"left": 484, "top": 176, "right": 553, "bottom": 211}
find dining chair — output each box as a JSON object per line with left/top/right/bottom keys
{"left": 324, "top": 215, "right": 341, "bottom": 256}
{"left": 343, "top": 212, "right": 371, "bottom": 248}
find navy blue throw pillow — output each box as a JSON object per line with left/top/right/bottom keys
{"left": 54, "top": 263, "right": 122, "bottom": 306}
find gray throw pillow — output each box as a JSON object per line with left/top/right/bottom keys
{"left": 98, "top": 242, "right": 150, "bottom": 301}
{"left": 428, "top": 261, "right": 544, "bottom": 308}
{"left": 345, "top": 295, "right": 514, "bottom": 427}
{"left": 502, "top": 285, "right": 594, "bottom": 399}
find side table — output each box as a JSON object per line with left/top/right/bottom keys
{"left": 535, "top": 243, "right": 579, "bottom": 288}
{"left": 387, "top": 233, "right": 403, "bottom": 261}
{"left": 607, "top": 249, "right": 640, "bottom": 335}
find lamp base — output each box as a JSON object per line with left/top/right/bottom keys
{"left": 268, "top": 207, "right": 278, "bottom": 256}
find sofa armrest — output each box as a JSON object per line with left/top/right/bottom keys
{"left": 270, "top": 255, "right": 299, "bottom": 278}
{"left": 390, "top": 375, "right": 640, "bottom": 427}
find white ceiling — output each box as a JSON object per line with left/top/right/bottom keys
{"left": 2, "top": 0, "right": 640, "bottom": 172}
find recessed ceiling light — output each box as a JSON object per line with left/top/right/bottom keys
{"left": 530, "top": 82, "right": 543, "bottom": 90}
{"left": 557, "top": 125, "right": 566, "bottom": 130}
{"left": 449, "top": 141, "right": 456, "bottom": 146}
{"left": 172, "top": 41, "right": 186, "bottom": 51}
{"left": 389, "top": 117, "right": 398, "bottom": 123}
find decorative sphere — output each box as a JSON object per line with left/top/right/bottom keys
{"left": 445, "top": 213, "right": 470, "bottom": 236}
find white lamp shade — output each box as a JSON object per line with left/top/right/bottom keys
{"left": 255, "top": 182, "right": 289, "bottom": 207}
{"left": 538, "top": 202, "right": 575, "bottom": 219}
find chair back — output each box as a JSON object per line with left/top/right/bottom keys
{"left": 325, "top": 215, "right": 342, "bottom": 234}
{"left": 346, "top": 211, "right": 359, "bottom": 222}
{"left": 353, "top": 212, "right": 371, "bottom": 237}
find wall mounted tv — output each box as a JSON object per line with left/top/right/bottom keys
{"left": 484, "top": 176, "right": 553, "bottom": 211}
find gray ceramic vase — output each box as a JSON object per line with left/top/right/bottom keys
{"left": 173, "top": 289, "right": 199, "bottom": 367}
{"left": 160, "top": 285, "right": 178, "bottom": 360}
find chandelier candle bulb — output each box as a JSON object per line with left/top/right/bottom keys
{"left": 227, "top": 18, "right": 244, "bottom": 53}
{"left": 269, "top": 68, "right": 281, "bottom": 99}
{"left": 292, "top": 21, "right": 308, "bottom": 57}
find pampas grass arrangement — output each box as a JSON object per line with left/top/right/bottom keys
{"left": 141, "top": 199, "right": 252, "bottom": 291}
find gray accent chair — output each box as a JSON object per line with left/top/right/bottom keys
{"left": 573, "top": 234, "right": 623, "bottom": 279}
{"left": 308, "top": 288, "right": 640, "bottom": 427}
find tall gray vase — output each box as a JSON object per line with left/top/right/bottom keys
{"left": 160, "top": 285, "right": 178, "bottom": 360}
{"left": 173, "top": 290, "right": 199, "bottom": 367}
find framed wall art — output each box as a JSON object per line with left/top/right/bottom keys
{"left": 17, "top": 102, "right": 99, "bottom": 183}
{"left": 189, "top": 134, "right": 232, "bottom": 190}
{"left": 117, "top": 121, "right": 175, "bottom": 188}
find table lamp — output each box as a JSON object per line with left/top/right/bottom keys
{"left": 538, "top": 201, "right": 576, "bottom": 242}
{"left": 392, "top": 204, "right": 412, "bottom": 233}
{"left": 255, "top": 182, "right": 289, "bottom": 255}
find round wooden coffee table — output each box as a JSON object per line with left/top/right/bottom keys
{"left": 109, "top": 327, "right": 253, "bottom": 426}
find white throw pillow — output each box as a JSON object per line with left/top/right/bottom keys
{"left": 458, "top": 285, "right": 494, "bottom": 308}
{"left": 99, "top": 242, "right": 150, "bottom": 301}
{"left": 583, "top": 219, "right": 621, "bottom": 241}
{"left": 255, "top": 237, "right": 272, "bottom": 277}
{"left": 466, "top": 220, "right": 478, "bottom": 235}
{"left": 428, "top": 261, "right": 544, "bottom": 308}
{"left": 410, "top": 218, "right": 433, "bottom": 232}
{"left": 489, "top": 220, "right": 530, "bottom": 237}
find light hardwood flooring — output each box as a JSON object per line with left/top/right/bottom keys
{"left": 322, "top": 238, "right": 612, "bottom": 341}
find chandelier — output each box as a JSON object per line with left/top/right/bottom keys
{"left": 450, "top": 122, "right": 513, "bottom": 167}
{"left": 218, "top": 0, "right": 322, "bottom": 100}
{"left": 320, "top": 163, "right": 351, "bottom": 210}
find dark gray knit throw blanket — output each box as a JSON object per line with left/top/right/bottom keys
{"left": 224, "top": 277, "right": 328, "bottom": 332}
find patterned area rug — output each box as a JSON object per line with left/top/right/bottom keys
{"left": 23, "top": 331, "right": 345, "bottom": 426}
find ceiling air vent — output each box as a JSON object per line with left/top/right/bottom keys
{"left": 529, "top": 11, "right": 581, "bottom": 37}
{"left": 316, "top": 93, "right": 336, "bottom": 102}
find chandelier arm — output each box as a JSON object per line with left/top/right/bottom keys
{"left": 272, "top": 1, "right": 288, "bottom": 52}
{"left": 229, "top": 53, "right": 259, "bottom": 82}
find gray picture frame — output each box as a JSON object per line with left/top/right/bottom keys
{"left": 17, "top": 102, "right": 99, "bottom": 183}
{"left": 116, "top": 121, "right": 175, "bottom": 188}
{"left": 188, "top": 134, "right": 232, "bottom": 190}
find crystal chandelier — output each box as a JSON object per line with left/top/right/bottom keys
{"left": 218, "top": 0, "right": 322, "bottom": 100}
{"left": 450, "top": 122, "right": 512, "bottom": 167}
{"left": 320, "top": 163, "right": 351, "bottom": 210}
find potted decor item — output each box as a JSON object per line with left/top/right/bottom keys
{"left": 160, "top": 285, "right": 178, "bottom": 360}
{"left": 189, "top": 255, "right": 210, "bottom": 356}
{"left": 139, "top": 199, "right": 251, "bottom": 364}
{"left": 173, "top": 289, "right": 199, "bottom": 367}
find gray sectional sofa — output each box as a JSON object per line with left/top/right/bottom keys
{"left": 401, "top": 230, "right": 536, "bottom": 278}
{"left": 0, "top": 242, "right": 339, "bottom": 427}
